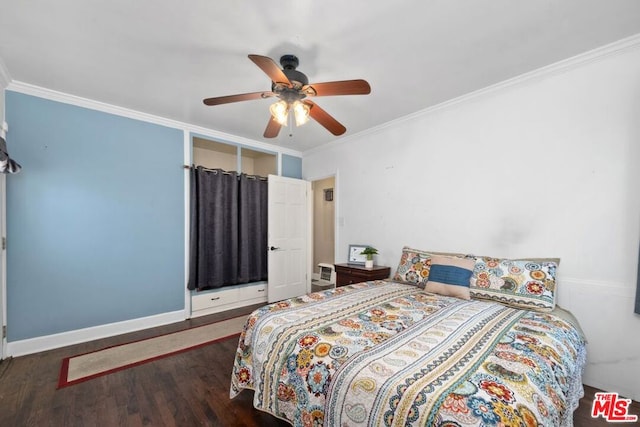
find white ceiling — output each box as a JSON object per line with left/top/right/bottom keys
{"left": 1, "top": 1, "right": 639, "bottom": 152}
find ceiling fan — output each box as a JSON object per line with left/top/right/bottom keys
{"left": 203, "top": 54, "right": 371, "bottom": 138}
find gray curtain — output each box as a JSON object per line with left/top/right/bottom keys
{"left": 188, "top": 167, "right": 267, "bottom": 291}
{"left": 238, "top": 173, "right": 268, "bottom": 283}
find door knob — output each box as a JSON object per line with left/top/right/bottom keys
{"left": 269, "top": 246, "right": 280, "bottom": 251}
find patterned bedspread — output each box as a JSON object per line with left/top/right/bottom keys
{"left": 230, "top": 281, "right": 586, "bottom": 426}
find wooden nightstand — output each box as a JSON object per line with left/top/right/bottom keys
{"left": 334, "top": 263, "right": 391, "bottom": 287}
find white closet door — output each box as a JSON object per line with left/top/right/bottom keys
{"left": 267, "top": 174, "right": 310, "bottom": 302}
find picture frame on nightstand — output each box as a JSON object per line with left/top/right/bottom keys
{"left": 348, "top": 244, "right": 369, "bottom": 265}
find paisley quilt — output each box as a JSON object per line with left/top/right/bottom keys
{"left": 230, "top": 281, "right": 586, "bottom": 427}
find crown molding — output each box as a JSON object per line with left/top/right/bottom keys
{"left": 8, "top": 80, "right": 187, "bottom": 130}
{"left": 304, "top": 32, "right": 640, "bottom": 156}
{"left": 5, "top": 81, "right": 302, "bottom": 157}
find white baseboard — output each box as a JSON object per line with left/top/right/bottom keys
{"left": 582, "top": 376, "right": 639, "bottom": 403}
{"left": 6, "top": 310, "right": 186, "bottom": 357}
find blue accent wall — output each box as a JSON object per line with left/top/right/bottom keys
{"left": 282, "top": 154, "right": 302, "bottom": 179}
{"left": 5, "top": 92, "right": 185, "bottom": 341}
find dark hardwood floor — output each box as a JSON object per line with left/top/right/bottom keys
{"left": 0, "top": 305, "right": 637, "bottom": 426}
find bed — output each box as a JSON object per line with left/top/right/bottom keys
{"left": 230, "top": 248, "right": 587, "bottom": 427}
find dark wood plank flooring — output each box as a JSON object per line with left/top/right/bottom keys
{"left": 0, "top": 305, "right": 637, "bottom": 426}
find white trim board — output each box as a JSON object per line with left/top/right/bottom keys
{"left": 189, "top": 125, "right": 297, "bottom": 157}
{"left": 582, "top": 376, "right": 639, "bottom": 404}
{"left": 6, "top": 310, "right": 185, "bottom": 357}
{"left": 183, "top": 130, "right": 192, "bottom": 318}
{"left": 559, "top": 277, "right": 636, "bottom": 299}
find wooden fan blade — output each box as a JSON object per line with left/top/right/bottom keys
{"left": 264, "top": 117, "right": 282, "bottom": 138}
{"left": 305, "top": 79, "right": 371, "bottom": 97}
{"left": 248, "top": 54, "right": 292, "bottom": 86}
{"left": 203, "top": 91, "right": 274, "bottom": 106}
{"left": 304, "top": 101, "right": 346, "bottom": 136}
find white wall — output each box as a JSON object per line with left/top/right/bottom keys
{"left": 303, "top": 40, "right": 640, "bottom": 400}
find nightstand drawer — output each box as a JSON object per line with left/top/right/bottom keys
{"left": 334, "top": 263, "right": 391, "bottom": 287}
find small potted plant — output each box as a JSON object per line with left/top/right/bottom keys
{"left": 361, "top": 246, "right": 378, "bottom": 269}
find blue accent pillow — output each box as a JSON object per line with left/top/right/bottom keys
{"left": 424, "top": 255, "right": 474, "bottom": 300}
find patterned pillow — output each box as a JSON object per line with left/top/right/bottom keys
{"left": 393, "top": 246, "right": 464, "bottom": 288}
{"left": 424, "top": 255, "right": 474, "bottom": 300}
{"left": 393, "top": 247, "right": 434, "bottom": 288}
{"left": 469, "top": 256, "right": 560, "bottom": 312}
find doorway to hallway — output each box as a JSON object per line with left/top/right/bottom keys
{"left": 311, "top": 176, "right": 335, "bottom": 289}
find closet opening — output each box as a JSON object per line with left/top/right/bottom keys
{"left": 188, "top": 136, "right": 277, "bottom": 316}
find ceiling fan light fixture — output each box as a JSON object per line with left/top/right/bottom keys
{"left": 204, "top": 54, "right": 371, "bottom": 138}
{"left": 269, "top": 100, "right": 289, "bottom": 125}
{"left": 293, "top": 101, "right": 310, "bottom": 126}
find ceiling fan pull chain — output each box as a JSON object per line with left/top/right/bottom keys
{"left": 288, "top": 108, "right": 294, "bottom": 137}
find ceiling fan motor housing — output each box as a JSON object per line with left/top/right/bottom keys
{"left": 279, "top": 54, "right": 308, "bottom": 88}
